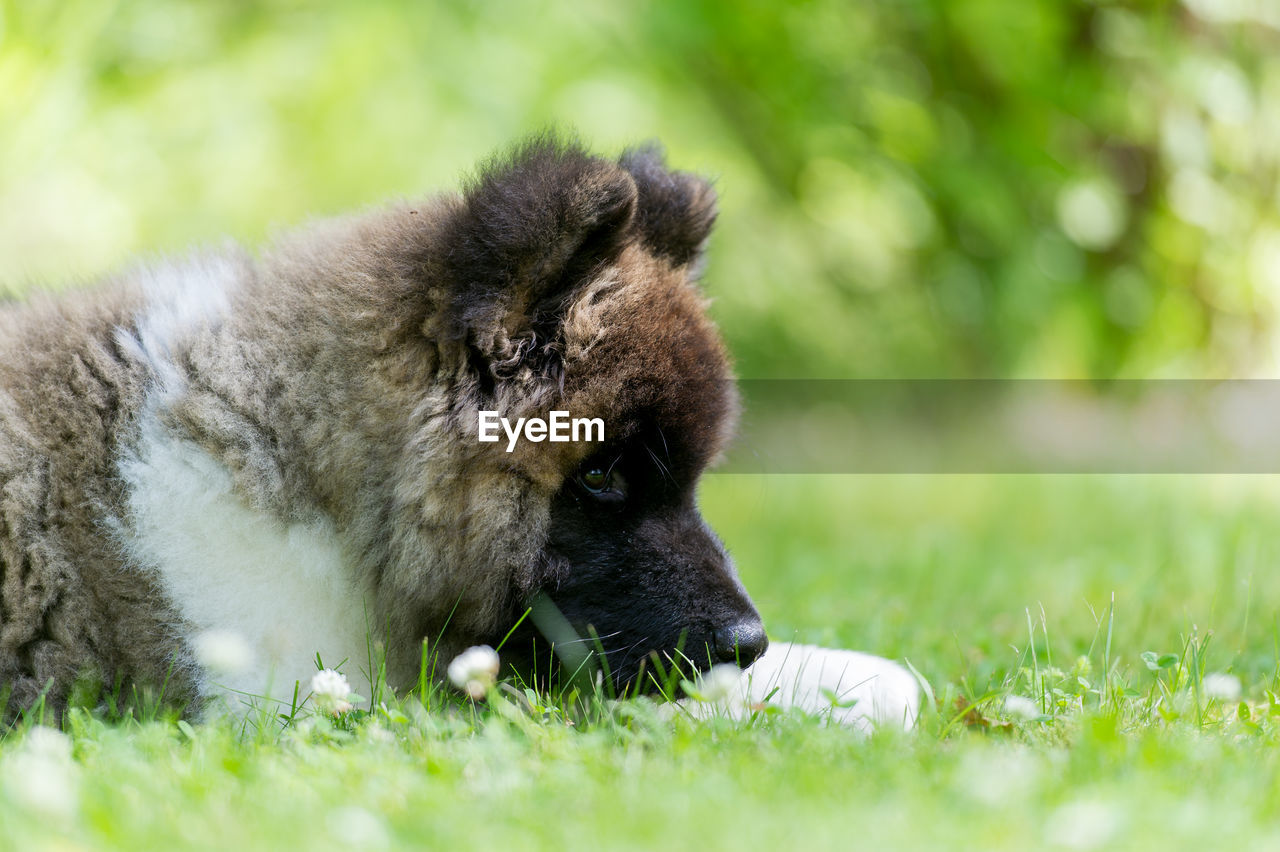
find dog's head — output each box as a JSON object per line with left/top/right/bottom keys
{"left": 433, "top": 137, "right": 766, "bottom": 691}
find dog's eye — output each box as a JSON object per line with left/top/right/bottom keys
{"left": 581, "top": 467, "right": 610, "bottom": 492}
{"left": 577, "top": 465, "right": 627, "bottom": 503}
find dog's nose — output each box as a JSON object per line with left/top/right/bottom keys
{"left": 712, "top": 620, "right": 768, "bottom": 667}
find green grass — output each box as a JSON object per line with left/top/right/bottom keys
{"left": 7, "top": 474, "right": 1280, "bottom": 850}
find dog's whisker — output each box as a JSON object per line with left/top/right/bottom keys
{"left": 645, "top": 444, "right": 674, "bottom": 485}
{"left": 556, "top": 631, "right": 625, "bottom": 647}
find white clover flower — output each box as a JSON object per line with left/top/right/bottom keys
{"left": 2, "top": 727, "right": 78, "bottom": 819}
{"left": 310, "top": 668, "right": 354, "bottom": 714}
{"left": 1003, "top": 695, "right": 1040, "bottom": 721}
{"left": 448, "top": 645, "right": 500, "bottom": 699}
{"left": 1046, "top": 799, "right": 1122, "bottom": 849}
{"left": 328, "top": 805, "right": 391, "bottom": 850}
{"left": 362, "top": 723, "right": 396, "bottom": 745}
{"left": 192, "top": 628, "right": 254, "bottom": 676}
{"left": 22, "top": 727, "right": 73, "bottom": 762}
{"left": 954, "top": 746, "right": 1041, "bottom": 807}
{"left": 693, "top": 663, "right": 743, "bottom": 703}
{"left": 1202, "top": 672, "right": 1242, "bottom": 702}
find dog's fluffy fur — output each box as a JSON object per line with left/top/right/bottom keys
{"left": 0, "top": 138, "right": 778, "bottom": 716}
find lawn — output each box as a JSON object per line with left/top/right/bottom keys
{"left": 5, "top": 474, "right": 1280, "bottom": 851}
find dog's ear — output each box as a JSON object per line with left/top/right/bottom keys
{"left": 438, "top": 136, "right": 638, "bottom": 382}
{"left": 619, "top": 144, "right": 717, "bottom": 266}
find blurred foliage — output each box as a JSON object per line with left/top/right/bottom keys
{"left": 2, "top": 0, "right": 1280, "bottom": 377}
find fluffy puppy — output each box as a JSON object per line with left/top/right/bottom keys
{"left": 0, "top": 137, "right": 770, "bottom": 716}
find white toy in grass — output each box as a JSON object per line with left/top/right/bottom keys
{"left": 680, "top": 642, "right": 921, "bottom": 732}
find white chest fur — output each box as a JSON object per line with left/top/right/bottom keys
{"left": 119, "top": 421, "right": 375, "bottom": 713}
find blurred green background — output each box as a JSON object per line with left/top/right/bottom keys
{"left": 5, "top": 0, "right": 1280, "bottom": 378}
{"left": 10, "top": 10, "right": 1280, "bottom": 845}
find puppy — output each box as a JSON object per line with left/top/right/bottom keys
{"left": 0, "top": 137, "right": 772, "bottom": 716}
